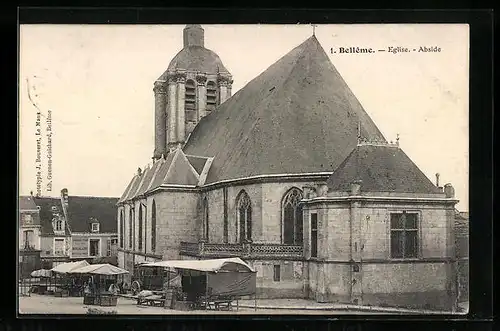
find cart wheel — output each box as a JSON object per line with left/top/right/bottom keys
{"left": 131, "top": 281, "right": 141, "bottom": 295}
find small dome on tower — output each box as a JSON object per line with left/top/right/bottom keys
{"left": 159, "top": 25, "right": 230, "bottom": 79}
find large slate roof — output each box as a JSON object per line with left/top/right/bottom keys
{"left": 19, "top": 195, "right": 38, "bottom": 210}
{"left": 118, "top": 149, "right": 200, "bottom": 204}
{"left": 33, "top": 195, "right": 118, "bottom": 234}
{"left": 183, "top": 35, "right": 386, "bottom": 183}
{"left": 326, "top": 144, "right": 442, "bottom": 194}
{"left": 32, "top": 196, "right": 61, "bottom": 236}
{"left": 67, "top": 196, "right": 119, "bottom": 233}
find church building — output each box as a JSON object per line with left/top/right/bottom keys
{"left": 117, "top": 25, "right": 459, "bottom": 310}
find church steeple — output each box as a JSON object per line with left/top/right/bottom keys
{"left": 183, "top": 24, "right": 204, "bottom": 48}
{"left": 153, "top": 24, "right": 232, "bottom": 159}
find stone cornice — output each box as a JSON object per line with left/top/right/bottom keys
{"left": 217, "top": 74, "right": 233, "bottom": 86}
{"left": 196, "top": 74, "right": 208, "bottom": 85}
{"left": 164, "top": 71, "right": 187, "bottom": 84}
{"left": 153, "top": 81, "right": 168, "bottom": 94}
{"left": 174, "top": 72, "right": 187, "bottom": 83}
{"left": 303, "top": 195, "right": 459, "bottom": 205}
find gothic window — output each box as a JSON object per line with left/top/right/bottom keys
{"left": 281, "top": 187, "right": 304, "bottom": 245}
{"left": 390, "top": 212, "right": 419, "bottom": 259}
{"left": 138, "top": 206, "right": 143, "bottom": 250}
{"left": 206, "top": 81, "right": 217, "bottom": 112}
{"left": 202, "top": 197, "right": 209, "bottom": 241}
{"left": 151, "top": 200, "right": 157, "bottom": 252}
{"left": 128, "top": 209, "right": 133, "bottom": 249}
{"left": 185, "top": 79, "right": 197, "bottom": 122}
{"left": 236, "top": 190, "right": 252, "bottom": 242}
{"left": 223, "top": 187, "right": 228, "bottom": 243}
{"left": 119, "top": 210, "right": 124, "bottom": 248}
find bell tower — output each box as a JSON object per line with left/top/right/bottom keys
{"left": 152, "top": 25, "right": 233, "bottom": 159}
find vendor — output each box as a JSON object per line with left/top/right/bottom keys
{"left": 84, "top": 282, "right": 92, "bottom": 296}
{"left": 108, "top": 283, "right": 118, "bottom": 295}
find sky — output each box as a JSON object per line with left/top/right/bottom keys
{"left": 18, "top": 24, "right": 469, "bottom": 211}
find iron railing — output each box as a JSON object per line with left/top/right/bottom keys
{"left": 179, "top": 241, "right": 304, "bottom": 260}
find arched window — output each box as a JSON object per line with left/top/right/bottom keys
{"left": 236, "top": 190, "right": 252, "bottom": 242}
{"left": 184, "top": 79, "right": 196, "bottom": 112}
{"left": 151, "top": 200, "right": 157, "bottom": 252}
{"left": 281, "top": 187, "right": 304, "bottom": 245}
{"left": 119, "top": 210, "right": 124, "bottom": 248}
{"left": 206, "top": 81, "right": 217, "bottom": 112}
{"left": 128, "top": 208, "right": 133, "bottom": 249}
{"left": 55, "top": 220, "right": 62, "bottom": 231}
{"left": 202, "top": 197, "right": 209, "bottom": 241}
{"left": 138, "top": 206, "right": 143, "bottom": 250}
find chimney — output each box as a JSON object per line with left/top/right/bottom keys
{"left": 435, "top": 173, "right": 440, "bottom": 187}
{"left": 317, "top": 182, "right": 329, "bottom": 197}
{"left": 61, "top": 188, "right": 69, "bottom": 207}
{"left": 30, "top": 191, "right": 33, "bottom": 196}
{"left": 350, "top": 180, "right": 362, "bottom": 196}
{"left": 444, "top": 183, "right": 455, "bottom": 198}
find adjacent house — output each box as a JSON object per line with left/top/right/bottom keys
{"left": 19, "top": 195, "right": 42, "bottom": 277}
{"left": 455, "top": 210, "right": 469, "bottom": 303}
{"left": 29, "top": 189, "right": 118, "bottom": 269}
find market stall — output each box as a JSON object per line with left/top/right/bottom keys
{"left": 142, "top": 257, "right": 257, "bottom": 311}
{"left": 50, "top": 260, "right": 90, "bottom": 297}
{"left": 29, "top": 269, "right": 52, "bottom": 294}
{"left": 69, "top": 263, "right": 129, "bottom": 307}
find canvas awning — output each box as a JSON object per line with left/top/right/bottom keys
{"left": 30, "top": 269, "right": 52, "bottom": 278}
{"left": 69, "top": 263, "right": 129, "bottom": 276}
{"left": 51, "top": 260, "right": 90, "bottom": 274}
{"left": 142, "top": 257, "right": 255, "bottom": 273}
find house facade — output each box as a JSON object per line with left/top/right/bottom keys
{"left": 29, "top": 189, "right": 119, "bottom": 268}
{"left": 19, "top": 195, "right": 42, "bottom": 277}
{"left": 116, "top": 25, "right": 462, "bottom": 310}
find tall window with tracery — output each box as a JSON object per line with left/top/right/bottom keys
{"left": 128, "top": 209, "right": 133, "bottom": 249}
{"left": 119, "top": 210, "right": 124, "bottom": 248}
{"left": 236, "top": 190, "right": 252, "bottom": 242}
{"left": 202, "top": 197, "right": 209, "bottom": 241}
{"left": 151, "top": 200, "right": 156, "bottom": 252}
{"left": 138, "top": 206, "right": 143, "bottom": 250}
{"left": 282, "top": 187, "right": 304, "bottom": 245}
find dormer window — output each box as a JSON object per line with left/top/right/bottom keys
{"left": 24, "top": 214, "right": 32, "bottom": 224}
{"left": 91, "top": 223, "right": 100, "bottom": 233}
{"left": 53, "top": 217, "right": 64, "bottom": 233}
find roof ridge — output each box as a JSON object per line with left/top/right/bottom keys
{"left": 178, "top": 149, "right": 200, "bottom": 181}
{"left": 145, "top": 158, "right": 164, "bottom": 193}
{"left": 162, "top": 148, "right": 181, "bottom": 184}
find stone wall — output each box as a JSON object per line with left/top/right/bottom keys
{"left": 203, "top": 180, "right": 322, "bottom": 244}
{"left": 148, "top": 191, "right": 199, "bottom": 259}
{"left": 303, "top": 198, "right": 457, "bottom": 310}
{"left": 247, "top": 259, "right": 305, "bottom": 299}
